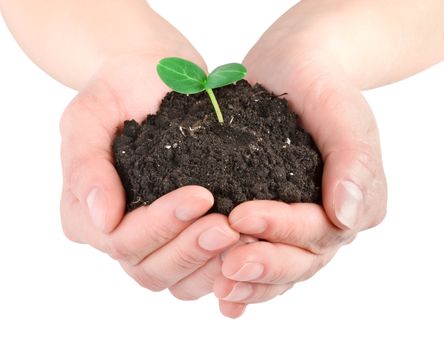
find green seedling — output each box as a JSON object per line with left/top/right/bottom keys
{"left": 157, "top": 57, "right": 247, "bottom": 124}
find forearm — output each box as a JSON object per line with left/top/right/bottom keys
{"left": 0, "top": 0, "right": 177, "bottom": 89}
{"left": 289, "top": 0, "right": 444, "bottom": 89}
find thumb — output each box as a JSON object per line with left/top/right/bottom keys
{"left": 60, "top": 88, "right": 126, "bottom": 236}
{"left": 66, "top": 154, "right": 125, "bottom": 234}
{"left": 296, "top": 72, "right": 387, "bottom": 230}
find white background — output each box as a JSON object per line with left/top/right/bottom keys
{"left": 1, "top": 1, "right": 443, "bottom": 349}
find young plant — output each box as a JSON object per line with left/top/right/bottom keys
{"left": 157, "top": 57, "right": 247, "bottom": 125}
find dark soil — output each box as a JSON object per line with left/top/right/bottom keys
{"left": 113, "top": 80, "right": 323, "bottom": 215}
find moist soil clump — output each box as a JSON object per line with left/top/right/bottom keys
{"left": 113, "top": 80, "right": 323, "bottom": 215}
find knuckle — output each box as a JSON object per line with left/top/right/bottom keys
{"left": 303, "top": 255, "right": 330, "bottom": 281}
{"left": 108, "top": 221, "right": 181, "bottom": 266}
{"left": 279, "top": 283, "right": 295, "bottom": 296}
{"left": 267, "top": 262, "right": 287, "bottom": 284}
{"left": 370, "top": 198, "right": 387, "bottom": 228}
{"left": 171, "top": 247, "right": 208, "bottom": 272}
{"left": 59, "top": 101, "right": 77, "bottom": 136}
{"left": 169, "top": 286, "right": 201, "bottom": 301}
{"left": 341, "top": 233, "right": 358, "bottom": 247}
{"left": 60, "top": 200, "right": 84, "bottom": 244}
{"left": 133, "top": 268, "right": 167, "bottom": 292}
{"left": 328, "top": 145, "right": 380, "bottom": 186}
{"left": 307, "top": 231, "right": 353, "bottom": 254}
{"left": 305, "top": 241, "right": 329, "bottom": 255}
{"left": 145, "top": 222, "right": 177, "bottom": 248}
{"left": 374, "top": 207, "right": 387, "bottom": 226}
{"left": 355, "top": 150, "right": 387, "bottom": 230}
{"left": 61, "top": 226, "right": 83, "bottom": 244}
{"left": 299, "top": 69, "right": 338, "bottom": 118}
{"left": 251, "top": 284, "right": 281, "bottom": 303}
{"left": 273, "top": 226, "right": 294, "bottom": 245}
{"left": 67, "top": 159, "right": 85, "bottom": 192}
{"left": 60, "top": 95, "right": 89, "bottom": 139}
{"left": 108, "top": 238, "right": 132, "bottom": 262}
{"left": 198, "top": 265, "right": 218, "bottom": 288}
{"left": 254, "top": 284, "right": 276, "bottom": 303}
{"left": 354, "top": 147, "right": 380, "bottom": 181}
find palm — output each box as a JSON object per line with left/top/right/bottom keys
{"left": 60, "top": 54, "right": 176, "bottom": 245}
{"left": 244, "top": 41, "right": 386, "bottom": 230}
{"left": 214, "top": 20, "right": 387, "bottom": 318}
{"left": 59, "top": 40, "right": 238, "bottom": 304}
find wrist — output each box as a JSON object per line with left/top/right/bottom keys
{"left": 84, "top": 6, "right": 206, "bottom": 91}
{"left": 2, "top": 0, "right": 203, "bottom": 91}
{"left": 259, "top": 2, "right": 382, "bottom": 90}
{"left": 284, "top": 0, "right": 444, "bottom": 90}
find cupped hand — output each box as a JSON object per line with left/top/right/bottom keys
{"left": 215, "top": 6, "right": 387, "bottom": 318}
{"left": 59, "top": 15, "right": 239, "bottom": 299}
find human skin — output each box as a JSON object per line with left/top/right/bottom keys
{"left": 0, "top": 0, "right": 241, "bottom": 301}
{"left": 2, "top": 0, "right": 444, "bottom": 319}
{"left": 211, "top": 0, "right": 444, "bottom": 318}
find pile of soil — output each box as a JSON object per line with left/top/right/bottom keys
{"left": 113, "top": 80, "right": 323, "bottom": 215}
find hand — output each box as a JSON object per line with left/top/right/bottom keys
{"left": 60, "top": 19, "right": 240, "bottom": 298}
{"left": 214, "top": 6, "right": 387, "bottom": 318}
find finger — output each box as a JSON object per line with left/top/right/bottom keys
{"left": 60, "top": 87, "right": 128, "bottom": 240}
{"left": 168, "top": 234, "right": 258, "bottom": 300}
{"left": 322, "top": 133, "right": 388, "bottom": 231}
{"left": 218, "top": 300, "right": 247, "bottom": 319}
{"left": 221, "top": 241, "right": 332, "bottom": 284}
{"left": 229, "top": 201, "right": 350, "bottom": 254}
{"left": 303, "top": 76, "right": 387, "bottom": 230}
{"left": 220, "top": 234, "right": 259, "bottom": 260}
{"left": 63, "top": 155, "right": 125, "bottom": 234}
{"left": 247, "top": 57, "right": 387, "bottom": 231}
{"left": 108, "top": 185, "right": 214, "bottom": 265}
{"left": 121, "top": 214, "right": 238, "bottom": 291}
{"left": 169, "top": 256, "right": 222, "bottom": 300}
{"left": 60, "top": 189, "right": 111, "bottom": 253}
{"left": 302, "top": 74, "right": 386, "bottom": 231}
{"left": 214, "top": 276, "right": 293, "bottom": 304}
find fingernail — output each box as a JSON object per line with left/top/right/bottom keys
{"left": 86, "top": 187, "right": 107, "bottom": 231}
{"left": 226, "top": 262, "right": 264, "bottom": 281}
{"left": 175, "top": 195, "right": 212, "bottom": 221}
{"left": 198, "top": 227, "right": 236, "bottom": 251}
{"left": 230, "top": 216, "right": 267, "bottom": 234}
{"left": 334, "top": 180, "right": 363, "bottom": 229}
{"left": 222, "top": 283, "right": 253, "bottom": 302}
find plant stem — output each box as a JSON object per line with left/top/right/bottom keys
{"left": 206, "top": 88, "right": 224, "bottom": 125}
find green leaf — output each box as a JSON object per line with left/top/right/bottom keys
{"left": 206, "top": 63, "right": 247, "bottom": 89}
{"left": 157, "top": 57, "right": 207, "bottom": 94}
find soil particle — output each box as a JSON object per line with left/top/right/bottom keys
{"left": 113, "top": 80, "right": 323, "bottom": 215}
